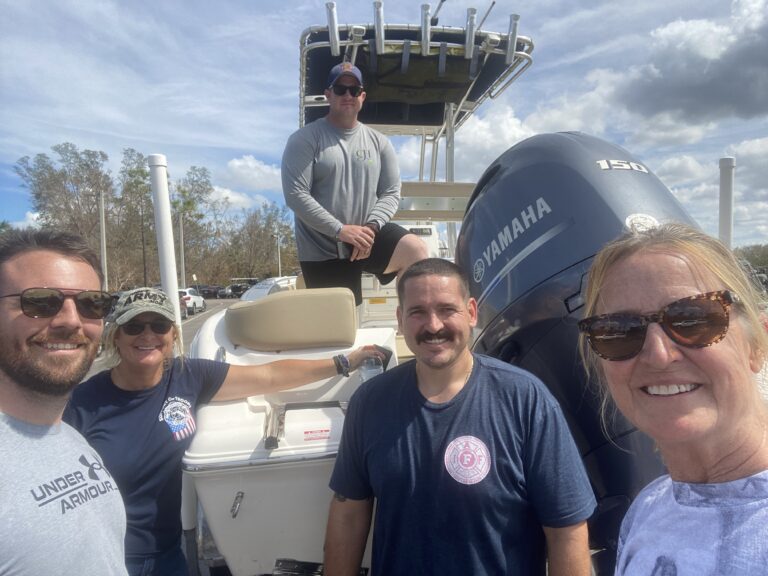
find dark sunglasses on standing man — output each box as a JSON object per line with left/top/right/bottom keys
{"left": 578, "top": 290, "right": 739, "bottom": 361}
{"left": 331, "top": 84, "right": 363, "bottom": 97}
{"left": 0, "top": 287, "right": 114, "bottom": 320}
{"left": 120, "top": 320, "right": 174, "bottom": 336}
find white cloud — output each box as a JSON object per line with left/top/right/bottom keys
{"left": 725, "top": 137, "right": 768, "bottom": 201}
{"left": 655, "top": 155, "right": 714, "bottom": 187}
{"left": 396, "top": 106, "right": 534, "bottom": 184}
{"left": 524, "top": 68, "right": 625, "bottom": 137}
{"left": 224, "top": 155, "right": 282, "bottom": 192}
{"left": 616, "top": 0, "right": 768, "bottom": 124}
{"left": 670, "top": 182, "right": 720, "bottom": 234}
{"left": 627, "top": 112, "right": 716, "bottom": 148}
{"left": 454, "top": 107, "right": 535, "bottom": 181}
{"left": 732, "top": 0, "right": 767, "bottom": 32}
{"left": 728, "top": 136, "right": 768, "bottom": 158}
{"left": 651, "top": 19, "right": 734, "bottom": 60}
{"left": 11, "top": 211, "right": 40, "bottom": 229}
{"left": 210, "top": 186, "right": 268, "bottom": 211}
{"left": 394, "top": 138, "right": 423, "bottom": 180}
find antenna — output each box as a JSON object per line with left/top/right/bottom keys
{"left": 431, "top": 0, "right": 447, "bottom": 26}
{"left": 477, "top": 1, "right": 496, "bottom": 29}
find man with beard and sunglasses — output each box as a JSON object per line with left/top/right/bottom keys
{"left": 324, "top": 258, "right": 596, "bottom": 576}
{"left": 0, "top": 228, "right": 128, "bottom": 576}
{"left": 282, "top": 62, "right": 428, "bottom": 307}
{"left": 578, "top": 223, "right": 768, "bottom": 575}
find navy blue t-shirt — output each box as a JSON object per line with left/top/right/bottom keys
{"left": 64, "top": 357, "right": 229, "bottom": 560}
{"left": 330, "top": 354, "right": 596, "bottom": 575}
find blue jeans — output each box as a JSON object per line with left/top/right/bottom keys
{"left": 126, "top": 545, "right": 189, "bottom": 576}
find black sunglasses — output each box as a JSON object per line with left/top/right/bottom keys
{"left": 121, "top": 320, "right": 174, "bottom": 336}
{"left": 578, "top": 290, "right": 738, "bottom": 361}
{"left": 0, "top": 287, "right": 114, "bottom": 320}
{"left": 331, "top": 84, "right": 363, "bottom": 97}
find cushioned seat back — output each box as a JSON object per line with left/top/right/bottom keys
{"left": 225, "top": 288, "right": 357, "bottom": 351}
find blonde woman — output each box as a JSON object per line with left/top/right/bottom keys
{"left": 65, "top": 287, "right": 381, "bottom": 576}
{"left": 578, "top": 223, "right": 768, "bottom": 575}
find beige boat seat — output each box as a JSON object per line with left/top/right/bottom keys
{"left": 225, "top": 287, "right": 357, "bottom": 351}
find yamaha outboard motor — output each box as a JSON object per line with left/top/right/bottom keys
{"left": 456, "top": 132, "right": 697, "bottom": 573}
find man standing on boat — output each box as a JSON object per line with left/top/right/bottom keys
{"left": 324, "top": 258, "right": 596, "bottom": 575}
{"left": 282, "top": 62, "right": 428, "bottom": 305}
{"left": 0, "top": 228, "right": 128, "bottom": 576}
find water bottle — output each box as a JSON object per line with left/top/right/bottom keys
{"left": 359, "top": 356, "right": 384, "bottom": 382}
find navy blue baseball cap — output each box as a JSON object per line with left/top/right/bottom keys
{"left": 327, "top": 62, "right": 363, "bottom": 87}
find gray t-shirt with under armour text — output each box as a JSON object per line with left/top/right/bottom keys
{"left": 0, "top": 412, "right": 128, "bottom": 576}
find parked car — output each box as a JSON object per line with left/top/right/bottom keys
{"left": 179, "top": 295, "right": 189, "bottom": 320}
{"left": 241, "top": 277, "right": 298, "bottom": 301}
{"left": 199, "top": 285, "right": 223, "bottom": 299}
{"left": 179, "top": 288, "right": 206, "bottom": 315}
{"left": 217, "top": 284, "right": 248, "bottom": 299}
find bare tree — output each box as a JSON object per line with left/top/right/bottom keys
{"left": 14, "top": 143, "right": 114, "bottom": 247}
{"left": 13, "top": 142, "right": 301, "bottom": 287}
{"left": 111, "top": 148, "right": 157, "bottom": 288}
{"left": 229, "top": 203, "right": 296, "bottom": 279}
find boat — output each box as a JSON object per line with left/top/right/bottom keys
{"left": 178, "top": 3, "right": 539, "bottom": 574}
{"left": 169, "top": 2, "right": 683, "bottom": 574}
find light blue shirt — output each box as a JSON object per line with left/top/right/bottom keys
{"left": 616, "top": 470, "right": 768, "bottom": 575}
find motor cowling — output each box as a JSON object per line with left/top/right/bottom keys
{"left": 456, "top": 132, "right": 697, "bottom": 573}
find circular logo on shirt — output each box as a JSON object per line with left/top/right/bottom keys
{"left": 444, "top": 435, "right": 491, "bottom": 485}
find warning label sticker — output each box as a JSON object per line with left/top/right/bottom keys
{"left": 304, "top": 429, "right": 331, "bottom": 441}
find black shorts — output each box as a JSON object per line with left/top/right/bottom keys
{"left": 300, "top": 223, "right": 411, "bottom": 305}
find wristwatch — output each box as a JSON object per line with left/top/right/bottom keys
{"left": 333, "top": 354, "right": 350, "bottom": 377}
{"left": 365, "top": 221, "right": 380, "bottom": 234}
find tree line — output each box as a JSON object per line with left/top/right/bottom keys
{"left": 8, "top": 143, "right": 298, "bottom": 291}
{"left": 3, "top": 142, "right": 767, "bottom": 293}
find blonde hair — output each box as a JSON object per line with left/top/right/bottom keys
{"left": 100, "top": 321, "right": 183, "bottom": 369}
{"left": 579, "top": 222, "right": 768, "bottom": 417}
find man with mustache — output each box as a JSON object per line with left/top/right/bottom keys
{"left": 0, "top": 228, "right": 128, "bottom": 575}
{"left": 324, "top": 258, "right": 596, "bottom": 575}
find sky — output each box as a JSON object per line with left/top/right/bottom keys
{"left": 1, "top": 0, "right": 767, "bottom": 246}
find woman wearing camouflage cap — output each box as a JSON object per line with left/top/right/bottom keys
{"left": 64, "top": 287, "right": 383, "bottom": 576}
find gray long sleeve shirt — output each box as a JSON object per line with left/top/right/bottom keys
{"left": 281, "top": 117, "right": 401, "bottom": 261}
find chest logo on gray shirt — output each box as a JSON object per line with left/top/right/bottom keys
{"left": 29, "top": 452, "right": 117, "bottom": 515}
{"left": 355, "top": 149, "right": 373, "bottom": 162}
{"left": 444, "top": 435, "right": 491, "bottom": 485}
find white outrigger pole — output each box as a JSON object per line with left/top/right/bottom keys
{"left": 718, "top": 156, "right": 735, "bottom": 249}
{"left": 148, "top": 154, "right": 185, "bottom": 332}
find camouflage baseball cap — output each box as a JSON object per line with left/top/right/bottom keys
{"left": 108, "top": 287, "right": 176, "bottom": 325}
